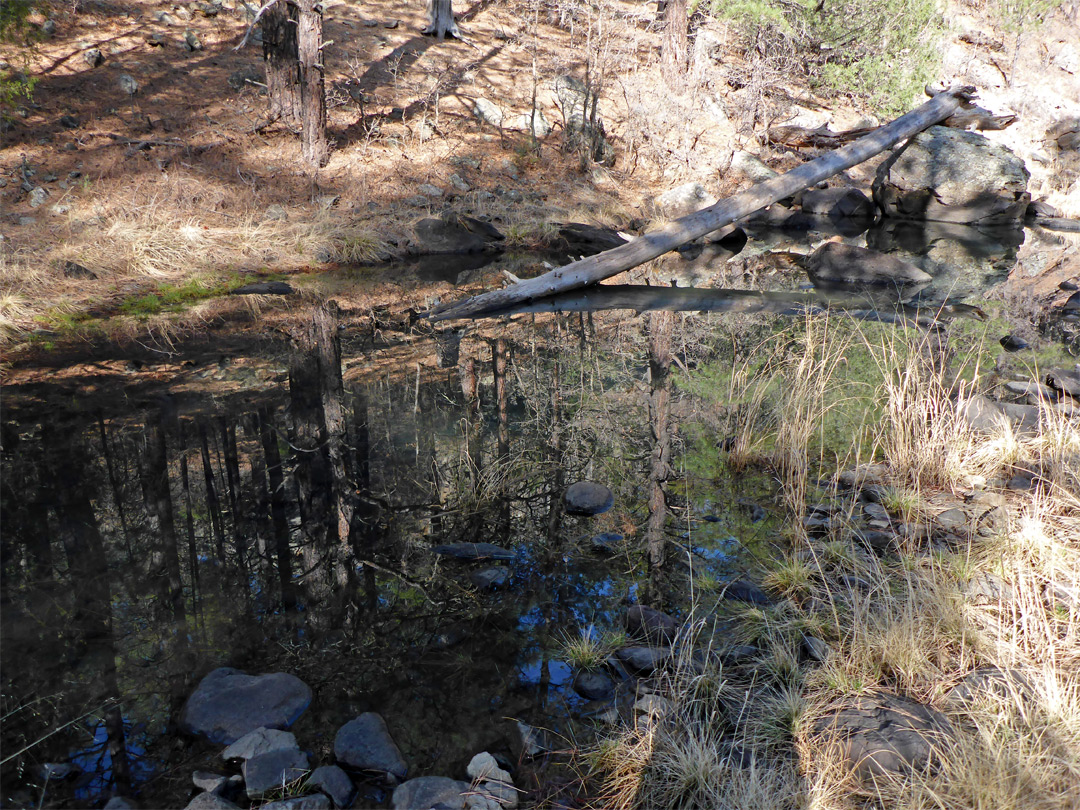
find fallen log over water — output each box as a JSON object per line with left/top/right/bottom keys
{"left": 430, "top": 86, "right": 977, "bottom": 321}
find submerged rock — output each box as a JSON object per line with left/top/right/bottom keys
{"left": 563, "top": 481, "right": 614, "bottom": 516}
{"left": 614, "top": 646, "right": 671, "bottom": 673}
{"left": 469, "top": 566, "right": 510, "bottom": 589}
{"left": 179, "top": 668, "right": 312, "bottom": 745}
{"left": 334, "top": 712, "right": 407, "bottom": 779}
{"left": 589, "top": 532, "right": 623, "bottom": 554}
{"left": 721, "top": 579, "right": 771, "bottom": 605}
{"left": 799, "top": 187, "right": 874, "bottom": 221}
{"left": 804, "top": 242, "right": 932, "bottom": 286}
{"left": 573, "top": 670, "right": 616, "bottom": 701}
{"left": 626, "top": 605, "right": 678, "bottom": 643}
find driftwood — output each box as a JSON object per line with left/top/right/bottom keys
{"left": 767, "top": 124, "right": 876, "bottom": 149}
{"left": 430, "top": 86, "right": 977, "bottom": 321}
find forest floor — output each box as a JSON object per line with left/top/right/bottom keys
{"left": 1, "top": 0, "right": 1077, "bottom": 361}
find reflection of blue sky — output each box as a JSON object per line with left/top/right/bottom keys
{"left": 517, "top": 658, "right": 573, "bottom": 687}
{"left": 71, "top": 717, "right": 156, "bottom": 801}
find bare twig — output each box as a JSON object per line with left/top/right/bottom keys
{"left": 234, "top": 0, "right": 282, "bottom": 52}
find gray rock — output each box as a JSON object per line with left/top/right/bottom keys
{"left": 730, "top": 151, "right": 778, "bottom": 183}
{"left": 192, "top": 770, "right": 232, "bottom": 794}
{"left": 563, "top": 481, "right": 614, "bottom": 516}
{"left": 472, "top": 98, "right": 504, "bottom": 127}
{"left": 655, "top": 182, "right": 715, "bottom": 219}
{"left": 802, "top": 635, "right": 830, "bottom": 662}
{"left": 391, "top": 776, "right": 470, "bottom": 809}
{"left": 943, "top": 667, "right": 1036, "bottom": 712}
{"left": 935, "top": 508, "right": 969, "bottom": 531}
{"left": 515, "top": 721, "right": 553, "bottom": 757}
{"left": 874, "top": 126, "right": 1030, "bottom": 225}
{"left": 179, "top": 668, "right": 312, "bottom": 745}
{"left": 718, "top": 644, "right": 761, "bottom": 665}
{"left": 185, "top": 31, "right": 204, "bottom": 52}
{"left": 28, "top": 187, "right": 49, "bottom": 208}
{"left": 432, "top": 543, "right": 514, "bottom": 561}
{"left": 59, "top": 114, "right": 79, "bottom": 128}
{"left": 307, "top": 765, "right": 355, "bottom": 809}
{"left": 721, "top": 579, "right": 771, "bottom": 605}
{"left": 42, "top": 19, "right": 56, "bottom": 36}
{"left": 813, "top": 691, "right": 955, "bottom": 782}
{"left": 185, "top": 794, "right": 242, "bottom": 810}
{"left": 413, "top": 216, "right": 503, "bottom": 254}
{"left": 837, "top": 464, "right": 887, "bottom": 489}
{"left": 84, "top": 48, "right": 104, "bottom": 67}
{"left": 556, "top": 224, "right": 628, "bottom": 257}
{"left": 243, "top": 748, "right": 310, "bottom": 799}
{"left": 334, "top": 712, "right": 407, "bottom": 779}
{"left": 469, "top": 566, "right": 510, "bottom": 589}
{"left": 805, "top": 242, "right": 932, "bottom": 286}
{"left": 634, "top": 694, "right": 673, "bottom": 719}
{"left": 222, "top": 727, "right": 298, "bottom": 761}
{"left": 418, "top": 183, "right": 444, "bottom": 198}
{"left": 103, "top": 799, "right": 136, "bottom": 810}
{"left": 572, "top": 670, "right": 615, "bottom": 701}
{"left": 800, "top": 187, "right": 874, "bottom": 220}
{"left": 448, "top": 173, "right": 471, "bottom": 192}
{"left": 513, "top": 109, "right": 552, "bottom": 138}
{"left": 626, "top": 605, "right": 678, "bottom": 643}
{"left": 259, "top": 796, "right": 331, "bottom": 810}
{"left": 614, "top": 646, "right": 671, "bottom": 673}
{"left": 450, "top": 156, "right": 481, "bottom": 170}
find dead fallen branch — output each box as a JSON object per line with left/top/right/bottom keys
{"left": 429, "top": 86, "right": 977, "bottom": 321}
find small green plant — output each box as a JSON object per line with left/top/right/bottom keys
{"left": 763, "top": 555, "right": 813, "bottom": 602}
{"left": 878, "top": 485, "right": 923, "bottom": 524}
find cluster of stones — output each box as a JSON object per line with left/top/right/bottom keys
{"left": 170, "top": 667, "right": 521, "bottom": 810}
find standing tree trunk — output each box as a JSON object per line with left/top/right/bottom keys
{"left": 423, "top": 0, "right": 461, "bottom": 39}
{"left": 298, "top": 0, "right": 329, "bottom": 167}
{"left": 262, "top": 0, "right": 302, "bottom": 126}
{"left": 660, "top": 0, "right": 689, "bottom": 90}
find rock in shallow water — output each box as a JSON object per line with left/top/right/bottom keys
{"left": 179, "top": 668, "right": 312, "bottom": 745}
{"left": 469, "top": 566, "right": 510, "bottom": 589}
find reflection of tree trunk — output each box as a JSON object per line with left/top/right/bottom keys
{"left": 646, "top": 311, "right": 674, "bottom": 582}
{"left": 259, "top": 407, "right": 296, "bottom": 609}
{"left": 314, "top": 301, "right": 354, "bottom": 573}
{"left": 245, "top": 414, "right": 273, "bottom": 583}
{"left": 104, "top": 704, "right": 131, "bottom": 797}
{"left": 178, "top": 425, "right": 200, "bottom": 599}
{"left": 298, "top": 0, "right": 329, "bottom": 167}
{"left": 143, "top": 420, "right": 187, "bottom": 626}
{"left": 492, "top": 338, "right": 511, "bottom": 538}
{"left": 262, "top": 0, "right": 301, "bottom": 126}
{"left": 220, "top": 417, "right": 248, "bottom": 579}
{"left": 460, "top": 356, "right": 483, "bottom": 540}
{"left": 198, "top": 422, "right": 227, "bottom": 563}
{"left": 98, "top": 415, "right": 134, "bottom": 563}
{"left": 547, "top": 323, "right": 565, "bottom": 545}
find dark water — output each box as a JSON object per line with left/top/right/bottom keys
{"left": 1, "top": 216, "right": 1076, "bottom": 808}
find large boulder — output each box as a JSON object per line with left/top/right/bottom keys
{"left": 812, "top": 691, "right": 955, "bottom": 783}
{"left": 179, "top": 668, "right": 312, "bottom": 745}
{"left": 413, "top": 215, "right": 503, "bottom": 254}
{"left": 334, "top": 713, "right": 407, "bottom": 780}
{"left": 804, "top": 242, "right": 932, "bottom": 286}
{"left": 873, "top": 126, "right": 1030, "bottom": 225}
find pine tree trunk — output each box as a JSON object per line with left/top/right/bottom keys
{"left": 298, "top": 0, "right": 329, "bottom": 167}
{"left": 645, "top": 311, "right": 673, "bottom": 578}
{"left": 262, "top": 0, "right": 301, "bottom": 126}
